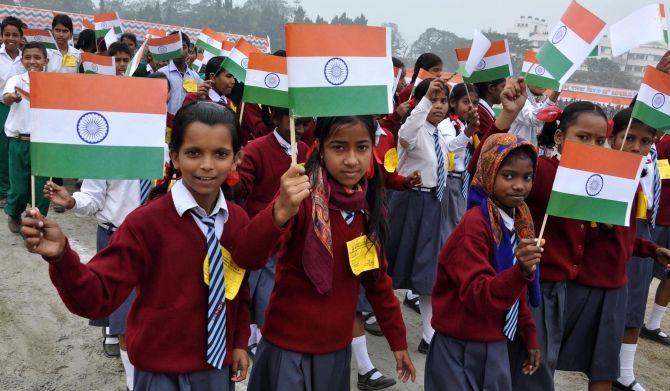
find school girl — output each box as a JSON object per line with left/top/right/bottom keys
{"left": 183, "top": 56, "right": 236, "bottom": 111}
{"left": 387, "top": 78, "right": 450, "bottom": 354}
{"left": 21, "top": 102, "right": 282, "bottom": 390}
{"left": 0, "top": 16, "right": 25, "bottom": 210}
{"left": 238, "top": 115, "right": 415, "bottom": 390}
{"left": 397, "top": 52, "right": 443, "bottom": 104}
{"left": 509, "top": 80, "right": 560, "bottom": 146}
{"left": 473, "top": 79, "right": 505, "bottom": 139}
{"left": 426, "top": 132, "right": 542, "bottom": 391}
{"left": 47, "top": 14, "right": 80, "bottom": 74}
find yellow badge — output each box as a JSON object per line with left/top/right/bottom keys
{"left": 636, "top": 192, "right": 648, "bottom": 220}
{"left": 346, "top": 235, "right": 380, "bottom": 276}
{"left": 182, "top": 79, "right": 198, "bottom": 93}
{"left": 62, "top": 54, "right": 77, "bottom": 67}
{"left": 447, "top": 152, "right": 455, "bottom": 172}
{"left": 203, "top": 246, "right": 246, "bottom": 300}
{"left": 658, "top": 159, "right": 670, "bottom": 180}
{"left": 383, "top": 148, "right": 398, "bottom": 173}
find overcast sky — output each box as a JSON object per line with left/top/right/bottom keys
{"left": 291, "top": 0, "right": 667, "bottom": 42}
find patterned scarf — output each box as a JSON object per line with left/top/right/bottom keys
{"left": 466, "top": 133, "right": 541, "bottom": 307}
{"left": 303, "top": 166, "right": 369, "bottom": 295}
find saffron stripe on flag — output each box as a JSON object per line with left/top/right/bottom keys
{"left": 547, "top": 191, "right": 629, "bottom": 226}
{"left": 641, "top": 65, "right": 670, "bottom": 95}
{"left": 248, "top": 53, "right": 286, "bottom": 74}
{"left": 286, "top": 24, "right": 388, "bottom": 57}
{"left": 455, "top": 39, "right": 508, "bottom": 60}
{"left": 559, "top": 142, "right": 642, "bottom": 178}
{"left": 561, "top": 0, "right": 607, "bottom": 43}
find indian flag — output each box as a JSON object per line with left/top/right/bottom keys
{"left": 522, "top": 50, "right": 560, "bottom": 91}
{"left": 196, "top": 27, "right": 225, "bottom": 55}
{"left": 546, "top": 141, "right": 644, "bottom": 226}
{"left": 221, "top": 37, "right": 259, "bottom": 82}
{"left": 23, "top": 29, "right": 57, "bottom": 50}
{"left": 243, "top": 53, "right": 288, "bottom": 108}
{"left": 455, "top": 39, "right": 512, "bottom": 83}
{"left": 29, "top": 73, "right": 166, "bottom": 179}
{"left": 632, "top": 65, "right": 670, "bottom": 131}
{"left": 537, "top": 0, "right": 606, "bottom": 84}
{"left": 81, "top": 52, "right": 116, "bottom": 76}
{"left": 191, "top": 52, "right": 204, "bottom": 73}
{"left": 146, "top": 28, "right": 167, "bottom": 39}
{"left": 148, "top": 33, "right": 183, "bottom": 62}
{"left": 286, "top": 24, "right": 393, "bottom": 117}
{"left": 411, "top": 68, "right": 435, "bottom": 96}
{"left": 662, "top": 3, "right": 669, "bottom": 45}
{"left": 93, "top": 12, "right": 123, "bottom": 39}
{"left": 221, "top": 41, "right": 234, "bottom": 58}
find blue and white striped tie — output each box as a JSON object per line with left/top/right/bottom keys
{"left": 433, "top": 131, "right": 446, "bottom": 202}
{"left": 344, "top": 211, "right": 355, "bottom": 225}
{"left": 139, "top": 179, "right": 151, "bottom": 205}
{"left": 651, "top": 147, "right": 661, "bottom": 229}
{"left": 503, "top": 233, "right": 520, "bottom": 341}
{"left": 461, "top": 146, "right": 472, "bottom": 200}
{"left": 192, "top": 211, "right": 227, "bottom": 369}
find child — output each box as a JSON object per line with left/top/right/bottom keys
{"left": 157, "top": 32, "right": 203, "bottom": 115}
{"left": 21, "top": 102, "right": 283, "bottom": 389}
{"left": 0, "top": 16, "right": 25, "bottom": 209}
{"left": 608, "top": 108, "right": 657, "bottom": 391}
{"left": 397, "top": 53, "right": 443, "bottom": 104}
{"left": 242, "top": 115, "right": 415, "bottom": 390}
{"left": 426, "top": 133, "right": 542, "bottom": 391}
{"left": 47, "top": 14, "right": 80, "bottom": 74}
{"left": 387, "top": 78, "right": 450, "bottom": 354}
{"left": 473, "top": 79, "right": 505, "bottom": 140}
{"left": 509, "top": 80, "right": 560, "bottom": 146}
{"left": 108, "top": 41, "right": 131, "bottom": 76}
{"left": 120, "top": 33, "right": 138, "bottom": 55}
{"left": 74, "top": 29, "right": 97, "bottom": 54}
{"left": 183, "top": 56, "right": 236, "bottom": 111}
{"left": 4, "top": 41, "right": 48, "bottom": 233}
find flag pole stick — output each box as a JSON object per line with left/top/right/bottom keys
{"left": 238, "top": 102, "right": 245, "bottom": 125}
{"left": 289, "top": 115, "right": 297, "bottom": 165}
{"left": 31, "top": 175, "right": 36, "bottom": 209}
{"left": 536, "top": 213, "right": 548, "bottom": 246}
{"left": 619, "top": 117, "right": 633, "bottom": 152}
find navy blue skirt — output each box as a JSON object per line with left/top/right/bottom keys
{"left": 248, "top": 255, "right": 277, "bottom": 326}
{"left": 134, "top": 366, "right": 233, "bottom": 391}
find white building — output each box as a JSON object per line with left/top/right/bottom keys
{"left": 510, "top": 15, "right": 548, "bottom": 49}
{"left": 598, "top": 35, "right": 667, "bottom": 79}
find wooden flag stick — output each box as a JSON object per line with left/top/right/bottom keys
{"left": 289, "top": 116, "right": 297, "bottom": 165}
{"left": 619, "top": 116, "right": 633, "bottom": 151}
{"left": 30, "top": 175, "right": 36, "bottom": 209}
{"left": 536, "top": 213, "right": 549, "bottom": 247}
{"left": 238, "top": 102, "right": 245, "bottom": 125}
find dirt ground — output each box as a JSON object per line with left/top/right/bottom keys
{"left": 1, "top": 206, "right": 670, "bottom": 390}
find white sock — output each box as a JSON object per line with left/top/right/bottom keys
{"left": 406, "top": 290, "right": 419, "bottom": 301}
{"left": 248, "top": 324, "right": 258, "bottom": 346}
{"left": 419, "top": 295, "right": 434, "bottom": 342}
{"left": 104, "top": 337, "right": 119, "bottom": 345}
{"left": 351, "top": 335, "right": 382, "bottom": 379}
{"left": 647, "top": 303, "right": 668, "bottom": 331}
{"left": 120, "top": 349, "right": 135, "bottom": 391}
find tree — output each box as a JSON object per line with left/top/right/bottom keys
{"left": 407, "top": 28, "right": 470, "bottom": 70}
{"left": 353, "top": 13, "right": 367, "bottom": 26}
{"left": 315, "top": 15, "right": 327, "bottom": 24}
{"left": 569, "top": 58, "right": 639, "bottom": 89}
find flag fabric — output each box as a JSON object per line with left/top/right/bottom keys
{"left": 588, "top": 45, "right": 600, "bottom": 57}
{"left": 546, "top": 141, "right": 644, "bottom": 226}
{"left": 610, "top": 4, "right": 664, "bottom": 57}
{"left": 220, "top": 41, "right": 234, "bottom": 58}
{"left": 81, "top": 19, "right": 94, "bottom": 31}
{"left": 243, "top": 53, "right": 288, "bottom": 108}
{"left": 29, "top": 73, "right": 166, "bottom": 179}
{"left": 104, "top": 28, "right": 118, "bottom": 50}
{"left": 196, "top": 27, "right": 225, "bottom": 55}
{"left": 81, "top": 52, "right": 116, "bottom": 75}
{"left": 286, "top": 24, "right": 393, "bottom": 117}
{"left": 455, "top": 30, "right": 491, "bottom": 78}
{"left": 456, "top": 39, "right": 512, "bottom": 83}
{"left": 94, "top": 12, "right": 123, "bottom": 39}
{"left": 522, "top": 50, "right": 560, "bottom": 91}
{"left": 537, "top": 0, "right": 606, "bottom": 84}
{"left": 410, "top": 68, "right": 435, "bottom": 96}
{"left": 221, "top": 37, "right": 259, "bottom": 82}
{"left": 148, "top": 34, "right": 183, "bottom": 62}
{"left": 23, "top": 29, "right": 57, "bottom": 50}
{"left": 191, "top": 52, "right": 204, "bottom": 73}
{"left": 662, "top": 3, "right": 669, "bottom": 45}
{"left": 125, "top": 39, "right": 149, "bottom": 77}
{"left": 146, "top": 28, "right": 167, "bottom": 39}
{"left": 632, "top": 65, "right": 670, "bottom": 131}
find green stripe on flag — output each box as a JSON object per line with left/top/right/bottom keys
{"left": 463, "top": 65, "right": 511, "bottom": 84}
{"left": 41, "top": 42, "right": 57, "bottom": 50}
{"left": 546, "top": 191, "right": 629, "bottom": 226}
{"left": 665, "top": 30, "right": 669, "bottom": 45}
{"left": 525, "top": 73, "right": 561, "bottom": 91}
{"left": 95, "top": 29, "right": 109, "bottom": 39}
{"left": 632, "top": 101, "right": 670, "bottom": 131}
{"left": 151, "top": 48, "right": 183, "bottom": 62}
{"left": 243, "top": 85, "right": 289, "bottom": 108}
{"left": 196, "top": 40, "right": 220, "bottom": 55}
{"left": 537, "top": 43, "right": 573, "bottom": 81}
{"left": 31, "top": 143, "right": 164, "bottom": 179}
{"left": 289, "top": 86, "right": 389, "bottom": 117}
{"left": 222, "top": 58, "right": 247, "bottom": 82}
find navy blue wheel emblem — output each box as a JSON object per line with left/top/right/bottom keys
{"left": 77, "top": 112, "right": 109, "bottom": 144}
{"left": 264, "top": 73, "right": 280, "bottom": 89}
{"left": 535, "top": 65, "right": 545, "bottom": 76}
{"left": 158, "top": 46, "right": 167, "bottom": 53}
{"left": 241, "top": 58, "right": 249, "bottom": 68}
{"left": 585, "top": 174, "right": 604, "bottom": 197}
{"left": 652, "top": 93, "right": 666, "bottom": 109}
{"left": 552, "top": 26, "right": 567, "bottom": 44}
{"left": 324, "top": 57, "right": 348, "bottom": 85}
{"left": 91, "top": 63, "right": 98, "bottom": 72}
{"left": 476, "top": 59, "right": 486, "bottom": 70}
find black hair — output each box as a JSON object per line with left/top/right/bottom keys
{"left": 147, "top": 71, "right": 170, "bottom": 92}
{"left": 413, "top": 77, "right": 435, "bottom": 102}
{"left": 269, "top": 106, "right": 289, "bottom": 118}
{"left": 75, "top": 29, "right": 97, "bottom": 53}
{"left": 392, "top": 57, "right": 404, "bottom": 69}
{"left": 204, "top": 56, "right": 225, "bottom": 79}
{"left": 612, "top": 107, "right": 654, "bottom": 136}
{"left": 500, "top": 145, "right": 537, "bottom": 172}
{"left": 410, "top": 53, "right": 442, "bottom": 84}
{"left": 52, "top": 14, "right": 73, "bottom": 33}
{"left": 272, "top": 49, "right": 286, "bottom": 57}
{"left": 1, "top": 16, "right": 23, "bottom": 36}
{"left": 120, "top": 32, "right": 137, "bottom": 46}
{"left": 448, "top": 83, "right": 477, "bottom": 115}
{"left": 150, "top": 102, "right": 241, "bottom": 199}
{"left": 474, "top": 79, "right": 505, "bottom": 101}
{"left": 537, "top": 101, "right": 608, "bottom": 149}
{"left": 22, "top": 41, "right": 47, "bottom": 58}
{"left": 305, "top": 116, "right": 388, "bottom": 253}
{"left": 169, "top": 30, "right": 190, "bottom": 47}
{"left": 108, "top": 41, "right": 131, "bottom": 57}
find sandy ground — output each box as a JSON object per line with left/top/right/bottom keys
{"left": 2, "top": 204, "right": 670, "bottom": 390}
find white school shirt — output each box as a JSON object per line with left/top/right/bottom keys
{"left": 437, "top": 117, "right": 471, "bottom": 172}
{"left": 208, "top": 88, "right": 229, "bottom": 105}
{"left": 47, "top": 46, "right": 81, "bottom": 74}
{"left": 0, "top": 45, "right": 24, "bottom": 93}
{"left": 159, "top": 61, "right": 203, "bottom": 115}
{"left": 171, "top": 179, "right": 228, "bottom": 239}
{"left": 3, "top": 72, "right": 30, "bottom": 137}
{"left": 274, "top": 129, "right": 292, "bottom": 155}
{"left": 510, "top": 90, "right": 557, "bottom": 146}
{"left": 72, "top": 180, "right": 143, "bottom": 228}
{"left": 397, "top": 96, "right": 450, "bottom": 188}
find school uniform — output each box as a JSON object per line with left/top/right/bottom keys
{"left": 426, "top": 207, "right": 539, "bottom": 391}
{"left": 158, "top": 61, "right": 203, "bottom": 115}
{"left": 3, "top": 72, "right": 50, "bottom": 221}
{"left": 378, "top": 95, "right": 403, "bottom": 137}
{"left": 387, "top": 96, "right": 451, "bottom": 295}
{"left": 47, "top": 180, "right": 283, "bottom": 389}
{"left": 509, "top": 91, "right": 557, "bottom": 145}
{"left": 46, "top": 46, "right": 81, "bottom": 74}
{"left": 240, "top": 103, "right": 273, "bottom": 145}
{"left": 0, "top": 44, "right": 24, "bottom": 200}
{"left": 242, "top": 197, "right": 407, "bottom": 390}
{"left": 374, "top": 124, "right": 406, "bottom": 191}
{"left": 437, "top": 117, "right": 471, "bottom": 233}
{"left": 182, "top": 89, "right": 235, "bottom": 112}
{"left": 237, "top": 131, "right": 308, "bottom": 326}
{"left": 476, "top": 100, "right": 496, "bottom": 141}
{"left": 653, "top": 135, "right": 670, "bottom": 281}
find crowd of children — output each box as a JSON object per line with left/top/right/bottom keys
{"left": 4, "top": 10, "right": 670, "bottom": 391}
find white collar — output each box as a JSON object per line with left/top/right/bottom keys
{"left": 479, "top": 99, "right": 495, "bottom": 117}
{"left": 375, "top": 123, "right": 385, "bottom": 146}
{"left": 171, "top": 179, "right": 228, "bottom": 221}
{"left": 499, "top": 208, "right": 515, "bottom": 231}
{"left": 273, "top": 129, "right": 292, "bottom": 155}
{"left": 0, "top": 44, "right": 20, "bottom": 61}
{"left": 208, "top": 88, "right": 226, "bottom": 103}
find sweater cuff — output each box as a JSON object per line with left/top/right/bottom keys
{"left": 522, "top": 327, "right": 540, "bottom": 350}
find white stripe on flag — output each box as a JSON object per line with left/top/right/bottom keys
{"left": 549, "top": 21, "right": 596, "bottom": 64}
{"left": 245, "top": 69, "right": 288, "bottom": 91}
{"left": 554, "top": 166, "right": 638, "bottom": 205}
{"left": 458, "top": 52, "right": 510, "bottom": 71}
{"left": 522, "top": 61, "right": 557, "bottom": 79}
{"left": 287, "top": 57, "right": 392, "bottom": 88}
{"left": 228, "top": 48, "right": 248, "bottom": 66}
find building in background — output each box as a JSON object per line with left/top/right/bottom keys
{"left": 509, "top": 15, "right": 548, "bottom": 49}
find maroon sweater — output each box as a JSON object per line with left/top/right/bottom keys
{"left": 46, "top": 193, "right": 283, "bottom": 372}
{"left": 431, "top": 207, "right": 539, "bottom": 349}
{"left": 236, "top": 200, "right": 408, "bottom": 354}
{"left": 237, "top": 132, "right": 308, "bottom": 218}
{"left": 375, "top": 128, "right": 406, "bottom": 191}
